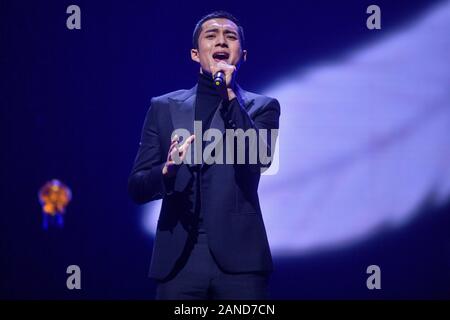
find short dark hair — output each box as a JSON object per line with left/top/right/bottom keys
{"left": 192, "top": 11, "right": 245, "bottom": 49}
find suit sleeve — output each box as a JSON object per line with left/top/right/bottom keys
{"left": 128, "top": 99, "right": 175, "bottom": 204}
{"left": 220, "top": 96, "right": 280, "bottom": 171}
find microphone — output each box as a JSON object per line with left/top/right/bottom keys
{"left": 213, "top": 71, "right": 225, "bottom": 87}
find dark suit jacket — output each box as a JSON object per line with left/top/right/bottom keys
{"left": 128, "top": 84, "right": 280, "bottom": 280}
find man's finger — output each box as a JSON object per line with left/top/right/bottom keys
{"left": 184, "top": 134, "right": 195, "bottom": 145}
{"left": 171, "top": 147, "right": 182, "bottom": 164}
{"left": 180, "top": 135, "right": 195, "bottom": 152}
{"left": 168, "top": 144, "right": 180, "bottom": 161}
{"left": 168, "top": 140, "right": 178, "bottom": 154}
{"left": 170, "top": 144, "right": 180, "bottom": 156}
{"left": 210, "top": 63, "right": 219, "bottom": 77}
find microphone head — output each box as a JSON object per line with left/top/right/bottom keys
{"left": 213, "top": 71, "right": 225, "bottom": 87}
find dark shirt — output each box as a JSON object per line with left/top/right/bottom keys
{"left": 195, "top": 72, "right": 222, "bottom": 136}
{"left": 194, "top": 72, "right": 222, "bottom": 233}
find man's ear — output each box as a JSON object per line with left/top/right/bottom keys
{"left": 191, "top": 48, "right": 200, "bottom": 63}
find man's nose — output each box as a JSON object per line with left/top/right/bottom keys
{"left": 215, "top": 33, "right": 228, "bottom": 47}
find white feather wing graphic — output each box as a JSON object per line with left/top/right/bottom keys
{"left": 260, "top": 1, "right": 450, "bottom": 255}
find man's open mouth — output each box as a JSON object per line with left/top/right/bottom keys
{"left": 212, "top": 52, "right": 230, "bottom": 62}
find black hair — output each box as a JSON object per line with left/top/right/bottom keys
{"left": 192, "top": 11, "right": 245, "bottom": 49}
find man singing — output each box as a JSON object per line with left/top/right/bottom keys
{"left": 128, "top": 11, "right": 280, "bottom": 300}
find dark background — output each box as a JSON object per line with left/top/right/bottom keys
{"left": 1, "top": 0, "right": 449, "bottom": 299}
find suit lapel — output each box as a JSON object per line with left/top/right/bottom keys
{"left": 169, "top": 86, "right": 196, "bottom": 136}
{"left": 169, "top": 86, "right": 197, "bottom": 166}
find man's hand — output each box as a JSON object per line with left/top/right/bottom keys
{"left": 162, "top": 134, "right": 195, "bottom": 177}
{"left": 209, "top": 56, "right": 237, "bottom": 100}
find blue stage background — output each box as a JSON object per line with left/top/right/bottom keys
{"left": 1, "top": 0, "right": 449, "bottom": 299}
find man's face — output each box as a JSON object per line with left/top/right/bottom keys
{"left": 191, "top": 18, "right": 247, "bottom": 74}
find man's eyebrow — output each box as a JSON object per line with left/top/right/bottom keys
{"left": 223, "top": 29, "right": 238, "bottom": 36}
{"left": 204, "top": 28, "right": 219, "bottom": 34}
{"left": 204, "top": 28, "right": 238, "bottom": 36}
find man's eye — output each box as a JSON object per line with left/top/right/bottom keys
{"left": 227, "top": 36, "right": 237, "bottom": 40}
{"left": 206, "top": 35, "right": 215, "bottom": 39}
